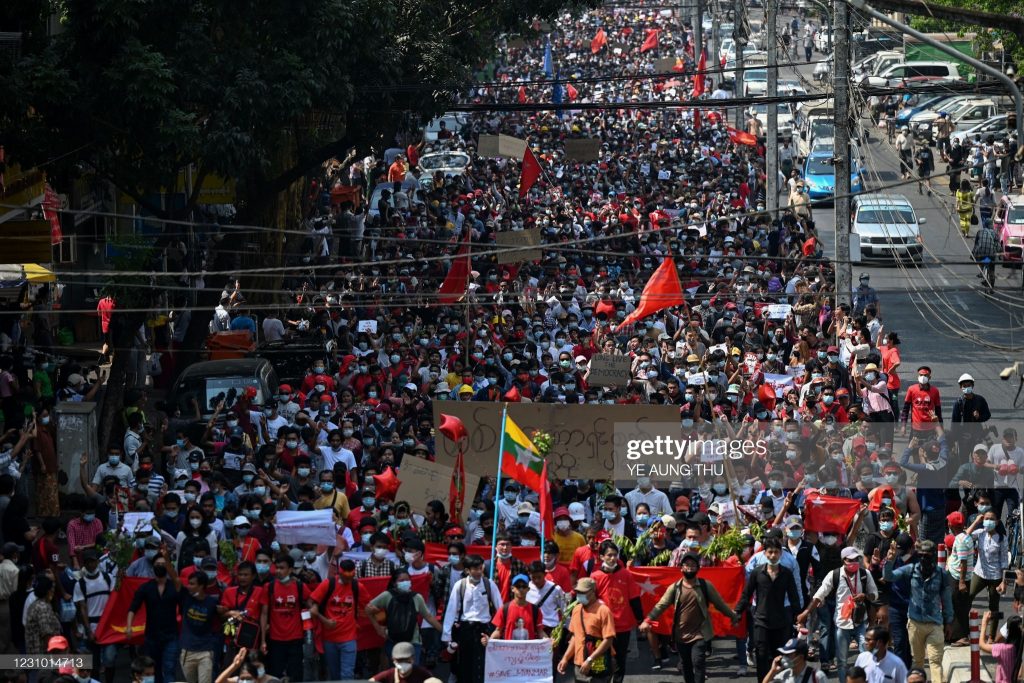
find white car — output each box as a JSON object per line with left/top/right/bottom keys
{"left": 852, "top": 194, "right": 926, "bottom": 261}
{"left": 719, "top": 38, "right": 735, "bottom": 63}
{"left": 422, "top": 113, "right": 468, "bottom": 142}
{"left": 778, "top": 79, "right": 807, "bottom": 97}
{"left": 743, "top": 68, "right": 768, "bottom": 96}
{"left": 751, "top": 103, "right": 795, "bottom": 139}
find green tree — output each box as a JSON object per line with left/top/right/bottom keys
{"left": 1, "top": 0, "right": 595, "bottom": 448}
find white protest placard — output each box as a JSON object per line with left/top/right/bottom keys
{"left": 787, "top": 364, "right": 805, "bottom": 378}
{"left": 657, "top": 169, "right": 671, "bottom": 180}
{"left": 357, "top": 320, "right": 378, "bottom": 334}
{"left": 764, "top": 373, "right": 795, "bottom": 397}
{"left": 765, "top": 304, "right": 793, "bottom": 320}
{"left": 121, "top": 512, "right": 155, "bottom": 535}
{"left": 484, "top": 639, "right": 553, "bottom": 683}
{"left": 587, "top": 354, "right": 632, "bottom": 387}
{"left": 275, "top": 509, "right": 337, "bottom": 546}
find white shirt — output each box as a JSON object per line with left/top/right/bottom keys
{"left": 813, "top": 567, "right": 878, "bottom": 630}
{"left": 442, "top": 577, "right": 502, "bottom": 641}
{"left": 854, "top": 649, "right": 908, "bottom": 683}
{"left": 624, "top": 487, "right": 672, "bottom": 518}
{"left": 262, "top": 317, "right": 286, "bottom": 342}
{"left": 526, "top": 579, "right": 566, "bottom": 628}
{"left": 322, "top": 445, "right": 356, "bottom": 471}
{"left": 986, "top": 443, "right": 1024, "bottom": 490}
{"left": 73, "top": 569, "right": 118, "bottom": 620}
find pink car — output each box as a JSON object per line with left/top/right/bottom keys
{"left": 997, "top": 195, "right": 1024, "bottom": 262}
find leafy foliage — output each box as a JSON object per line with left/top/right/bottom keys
{"left": 1, "top": 0, "right": 599, "bottom": 211}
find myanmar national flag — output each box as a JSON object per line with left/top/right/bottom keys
{"left": 500, "top": 415, "right": 544, "bottom": 492}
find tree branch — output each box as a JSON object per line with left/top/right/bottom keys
{"left": 862, "top": 0, "right": 1024, "bottom": 40}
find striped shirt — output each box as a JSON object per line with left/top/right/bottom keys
{"left": 946, "top": 532, "right": 975, "bottom": 581}
{"left": 146, "top": 473, "right": 166, "bottom": 500}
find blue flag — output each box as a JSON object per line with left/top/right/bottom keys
{"left": 552, "top": 71, "right": 563, "bottom": 119}
{"left": 543, "top": 41, "right": 553, "bottom": 77}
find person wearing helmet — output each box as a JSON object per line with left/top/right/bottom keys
{"left": 950, "top": 373, "right": 990, "bottom": 459}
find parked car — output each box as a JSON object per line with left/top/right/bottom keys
{"left": 165, "top": 358, "right": 280, "bottom": 423}
{"left": 997, "top": 194, "right": 1024, "bottom": 262}
{"left": 893, "top": 93, "right": 960, "bottom": 126}
{"left": 852, "top": 193, "right": 925, "bottom": 261}
{"left": 950, "top": 114, "right": 1011, "bottom": 147}
{"left": 861, "top": 61, "right": 962, "bottom": 89}
{"left": 751, "top": 102, "right": 795, "bottom": 139}
{"left": 852, "top": 50, "right": 903, "bottom": 84}
{"left": 742, "top": 68, "right": 768, "bottom": 96}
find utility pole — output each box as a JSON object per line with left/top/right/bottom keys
{"left": 765, "top": 0, "right": 779, "bottom": 213}
{"left": 711, "top": 5, "right": 720, "bottom": 90}
{"left": 734, "top": 0, "right": 745, "bottom": 127}
{"left": 834, "top": 0, "right": 853, "bottom": 305}
{"left": 695, "top": 0, "right": 704, "bottom": 69}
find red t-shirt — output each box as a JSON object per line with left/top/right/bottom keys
{"left": 220, "top": 584, "right": 264, "bottom": 622}
{"left": 32, "top": 537, "right": 60, "bottom": 572}
{"left": 261, "top": 579, "right": 309, "bottom": 641}
{"left": 569, "top": 545, "right": 600, "bottom": 578}
{"left": 494, "top": 560, "right": 514, "bottom": 602}
{"left": 905, "top": 384, "right": 942, "bottom": 430}
{"left": 491, "top": 601, "right": 543, "bottom": 640}
{"left": 309, "top": 579, "right": 358, "bottom": 643}
{"left": 590, "top": 566, "right": 641, "bottom": 632}
{"left": 546, "top": 563, "right": 572, "bottom": 593}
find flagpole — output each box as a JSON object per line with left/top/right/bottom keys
{"left": 490, "top": 403, "right": 509, "bottom": 582}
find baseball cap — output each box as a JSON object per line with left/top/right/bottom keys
{"left": 553, "top": 506, "right": 571, "bottom": 520}
{"left": 567, "top": 502, "right": 586, "bottom": 521}
{"left": 511, "top": 574, "right": 530, "bottom": 587}
{"left": 575, "top": 577, "right": 596, "bottom": 592}
{"left": 674, "top": 495, "right": 690, "bottom": 512}
{"left": 392, "top": 642, "right": 415, "bottom": 660}
{"left": 1, "top": 542, "right": 23, "bottom": 556}
{"left": 517, "top": 502, "right": 535, "bottom": 514}
{"left": 680, "top": 552, "right": 701, "bottom": 566}
{"left": 47, "top": 635, "right": 69, "bottom": 652}
{"left": 841, "top": 547, "right": 862, "bottom": 561}
{"left": 200, "top": 557, "right": 218, "bottom": 570}
{"left": 778, "top": 637, "right": 809, "bottom": 656}
{"left": 232, "top": 515, "right": 251, "bottom": 527}
{"left": 946, "top": 511, "right": 964, "bottom": 526}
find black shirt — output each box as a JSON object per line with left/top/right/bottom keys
{"left": 128, "top": 579, "right": 182, "bottom": 641}
{"left": 735, "top": 564, "right": 802, "bottom": 629}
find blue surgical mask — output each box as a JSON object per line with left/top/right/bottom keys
{"left": 603, "top": 510, "right": 616, "bottom": 521}
{"left": 362, "top": 497, "right": 375, "bottom": 509}
{"left": 983, "top": 519, "right": 996, "bottom": 531}
{"left": 256, "top": 562, "right": 270, "bottom": 575}
{"left": 504, "top": 491, "right": 518, "bottom": 503}
{"left": 253, "top": 486, "right": 267, "bottom": 497}
{"left": 978, "top": 504, "right": 991, "bottom": 513}
{"left": 321, "top": 482, "right": 334, "bottom": 493}
{"left": 879, "top": 521, "right": 894, "bottom": 532}
{"left": 83, "top": 513, "right": 96, "bottom": 522}
{"left": 396, "top": 580, "right": 412, "bottom": 592}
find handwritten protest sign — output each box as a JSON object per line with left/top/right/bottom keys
{"left": 587, "top": 354, "right": 632, "bottom": 387}
{"left": 397, "top": 457, "right": 481, "bottom": 522}
{"left": 275, "top": 509, "right": 337, "bottom": 546}
{"left": 563, "top": 139, "right": 603, "bottom": 162}
{"left": 433, "top": 403, "right": 681, "bottom": 479}
{"left": 357, "top": 320, "right": 378, "bottom": 334}
{"left": 484, "top": 639, "right": 553, "bottom": 683}
{"left": 495, "top": 228, "right": 542, "bottom": 264}
{"left": 764, "top": 373, "right": 796, "bottom": 397}
{"left": 765, "top": 304, "right": 793, "bottom": 319}
{"left": 121, "top": 512, "right": 155, "bottom": 535}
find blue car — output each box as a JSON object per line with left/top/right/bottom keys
{"left": 894, "top": 94, "right": 957, "bottom": 125}
{"left": 803, "top": 150, "right": 864, "bottom": 201}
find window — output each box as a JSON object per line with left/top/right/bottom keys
{"left": 856, "top": 207, "right": 917, "bottom": 224}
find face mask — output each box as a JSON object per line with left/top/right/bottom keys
{"left": 879, "top": 521, "right": 894, "bottom": 533}
{"left": 766, "top": 557, "right": 781, "bottom": 566}
{"left": 396, "top": 580, "right": 412, "bottom": 592}
{"left": 983, "top": 519, "right": 997, "bottom": 531}
{"left": 682, "top": 568, "right": 699, "bottom": 580}
{"left": 713, "top": 483, "right": 727, "bottom": 495}
{"left": 603, "top": 510, "right": 616, "bottom": 521}
{"left": 821, "top": 535, "right": 837, "bottom": 546}
{"left": 403, "top": 552, "right": 417, "bottom": 564}
{"left": 190, "top": 462, "right": 200, "bottom": 472}
{"left": 144, "top": 549, "right": 158, "bottom": 561}
{"left": 504, "top": 492, "right": 518, "bottom": 503}
{"left": 256, "top": 562, "right": 270, "bottom": 575}
{"left": 373, "top": 548, "right": 388, "bottom": 560}
{"left": 576, "top": 592, "right": 590, "bottom": 606}
{"left": 153, "top": 565, "right": 167, "bottom": 578}
{"left": 285, "top": 440, "right": 298, "bottom": 449}
{"left": 83, "top": 513, "right": 96, "bottom": 522}
{"left": 253, "top": 487, "right": 267, "bottom": 497}
{"left": 918, "top": 375, "right": 929, "bottom": 385}
{"left": 227, "top": 419, "right": 238, "bottom": 428}
{"left": 518, "top": 514, "right": 530, "bottom": 523}
{"left": 448, "top": 554, "right": 461, "bottom": 565}
{"left": 788, "top": 529, "right": 802, "bottom": 539}
{"left": 108, "top": 456, "right": 120, "bottom": 466}
{"left": 297, "top": 467, "right": 310, "bottom": 477}
{"left": 190, "top": 518, "right": 202, "bottom": 529}
{"left": 556, "top": 520, "right": 572, "bottom": 532}
{"left": 963, "top": 386, "right": 973, "bottom": 395}
{"left": 978, "top": 504, "right": 991, "bottom": 513}
{"left": 779, "top": 657, "right": 792, "bottom": 669}
{"left": 183, "top": 492, "right": 196, "bottom": 503}
{"left": 822, "top": 395, "right": 835, "bottom": 405}
{"left": 885, "top": 474, "right": 899, "bottom": 485}
{"left": 769, "top": 479, "right": 782, "bottom": 491}
{"left": 142, "top": 676, "right": 156, "bottom": 683}
{"left": 395, "top": 663, "right": 413, "bottom": 675}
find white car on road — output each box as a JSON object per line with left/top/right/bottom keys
{"left": 852, "top": 193, "right": 926, "bottom": 262}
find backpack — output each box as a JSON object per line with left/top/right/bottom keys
{"left": 385, "top": 592, "right": 419, "bottom": 643}
{"left": 456, "top": 578, "right": 498, "bottom": 623}
{"left": 77, "top": 571, "right": 113, "bottom": 616}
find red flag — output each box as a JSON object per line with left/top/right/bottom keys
{"left": 630, "top": 566, "right": 747, "bottom": 638}
{"left": 450, "top": 446, "right": 467, "bottom": 523}
{"left": 803, "top": 492, "right": 862, "bottom": 534}
{"left": 503, "top": 386, "right": 522, "bottom": 402}
{"left": 356, "top": 574, "right": 431, "bottom": 650}
{"left": 437, "top": 229, "right": 471, "bottom": 303}
{"left": 518, "top": 147, "right": 543, "bottom": 198}
{"left": 538, "top": 461, "right": 554, "bottom": 541}
{"left": 95, "top": 577, "right": 148, "bottom": 645}
{"left": 424, "top": 543, "right": 540, "bottom": 566}
{"left": 727, "top": 126, "right": 759, "bottom": 146}
{"left": 43, "top": 184, "right": 62, "bottom": 245}
{"left": 692, "top": 50, "right": 707, "bottom": 97}
{"left": 591, "top": 28, "right": 608, "bottom": 54}
{"left": 693, "top": 108, "right": 702, "bottom": 131}
{"left": 615, "top": 258, "right": 685, "bottom": 330}
{"left": 566, "top": 83, "right": 578, "bottom": 101}
{"left": 640, "top": 29, "right": 660, "bottom": 53}
{"left": 517, "top": 85, "right": 528, "bottom": 104}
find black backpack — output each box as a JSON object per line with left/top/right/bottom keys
{"left": 385, "top": 591, "right": 419, "bottom": 643}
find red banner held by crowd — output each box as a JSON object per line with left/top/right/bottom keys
{"left": 629, "top": 566, "right": 747, "bottom": 639}
{"left": 802, "top": 492, "right": 862, "bottom": 534}
{"left": 94, "top": 577, "right": 148, "bottom": 645}
{"left": 423, "top": 543, "right": 540, "bottom": 566}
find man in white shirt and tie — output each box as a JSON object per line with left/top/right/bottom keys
{"left": 442, "top": 555, "right": 502, "bottom": 683}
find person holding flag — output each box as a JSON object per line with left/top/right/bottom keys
{"left": 640, "top": 551, "right": 738, "bottom": 680}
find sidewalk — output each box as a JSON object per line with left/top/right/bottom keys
{"left": 942, "top": 644, "right": 994, "bottom": 683}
